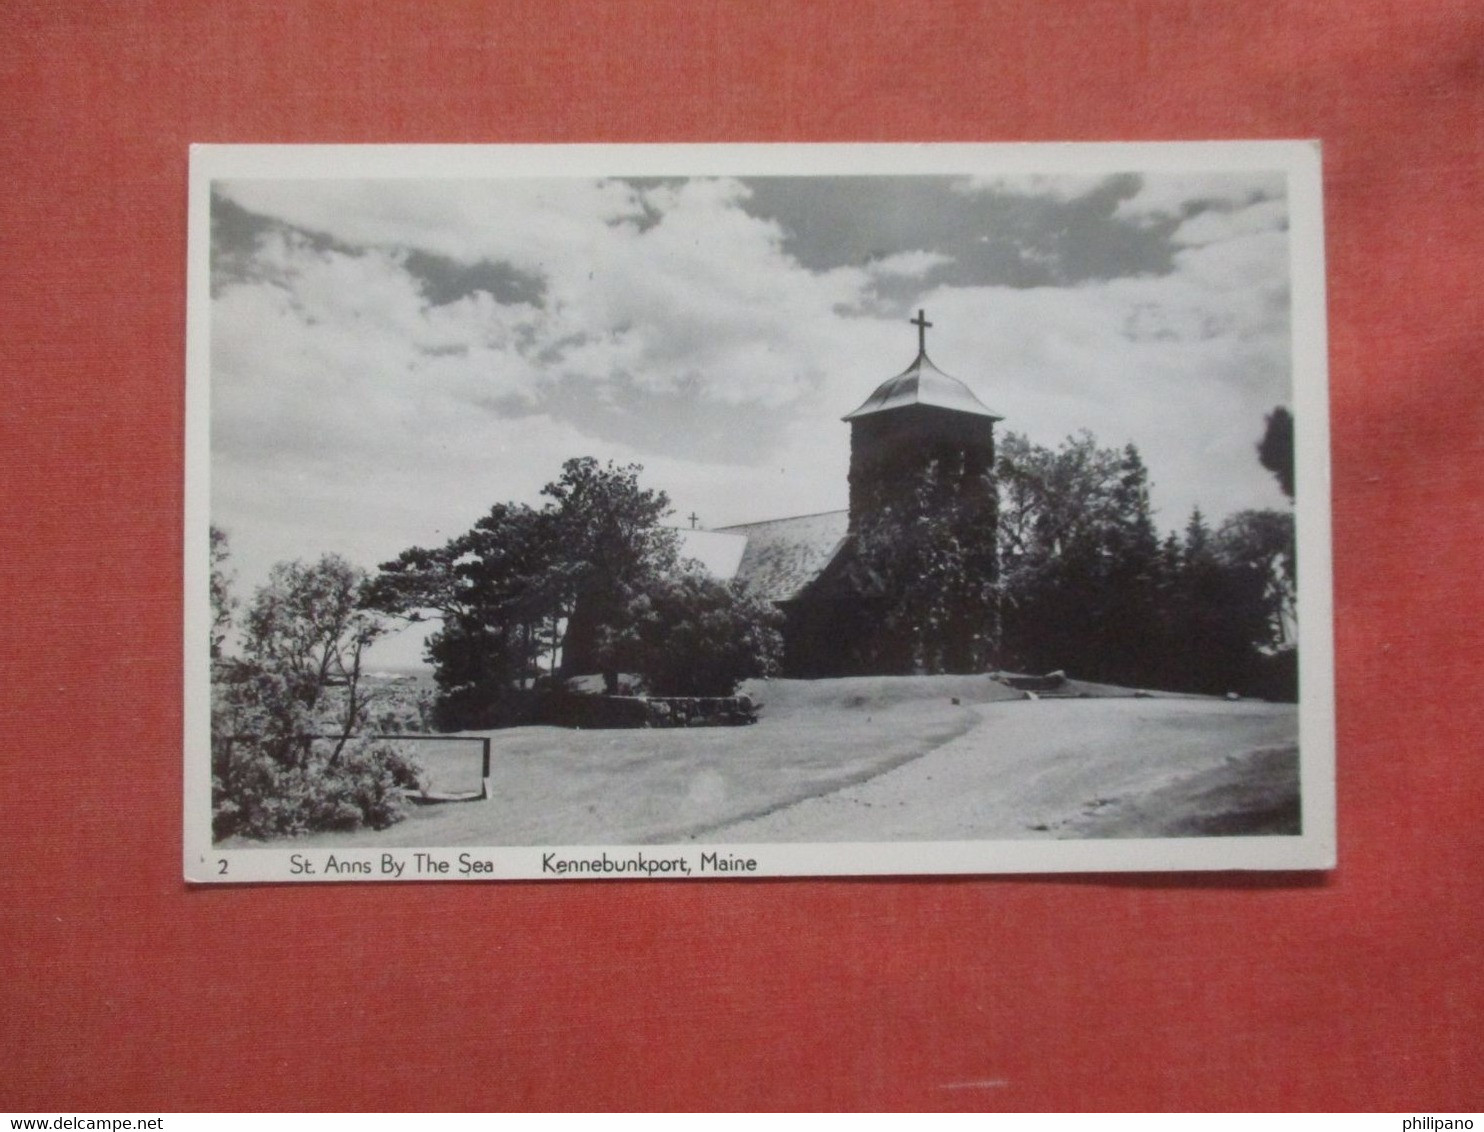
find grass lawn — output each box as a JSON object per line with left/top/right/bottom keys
{"left": 248, "top": 674, "right": 1299, "bottom": 849}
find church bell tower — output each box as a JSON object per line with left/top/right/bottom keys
{"left": 843, "top": 310, "right": 1003, "bottom": 532}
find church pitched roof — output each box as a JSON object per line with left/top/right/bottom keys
{"left": 712, "top": 510, "right": 849, "bottom": 602}
{"left": 673, "top": 527, "right": 749, "bottom": 579}
{"left": 842, "top": 349, "right": 1003, "bottom": 422}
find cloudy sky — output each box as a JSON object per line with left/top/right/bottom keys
{"left": 209, "top": 165, "right": 1294, "bottom": 667}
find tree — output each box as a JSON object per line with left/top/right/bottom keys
{"left": 368, "top": 513, "right": 554, "bottom": 728}
{"left": 240, "top": 555, "right": 385, "bottom": 762}
{"left": 991, "top": 432, "right": 1289, "bottom": 695}
{"left": 1217, "top": 508, "right": 1297, "bottom": 650}
{"left": 368, "top": 502, "right": 566, "bottom": 727}
{"left": 996, "top": 432, "right": 1165, "bottom": 685}
{"left": 210, "top": 550, "right": 421, "bottom": 839}
{"left": 1247, "top": 409, "right": 1300, "bottom": 699}
{"left": 1258, "top": 406, "right": 1295, "bottom": 500}
{"left": 848, "top": 456, "right": 999, "bottom": 674}
{"left": 1161, "top": 507, "right": 1271, "bottom": 696}
{"left": 542, "top": 457, "right": 680, "bottom": 690}
{"left": 368, "top": 457, "right": 682, "bottom": 724}
{"left": 1183, "top": 506, "right": 1213, "bottom": 562}
{"left": 601, "top": 569, "right": 784, "bottom": 696}
{"left": 209, "top": 525, "right": 237, "bottom": 661}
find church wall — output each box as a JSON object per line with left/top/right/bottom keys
{"left": 847, "top": 404, "right": 998, "bottom": 532}
{"left": 771, "top": 402, "right": 1001, "bottom": 677}
{"left": 778, "top": 590, "right": 908, "bottom": 678}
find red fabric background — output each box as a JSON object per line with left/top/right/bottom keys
{"left": 2, "top": 1, "right": 1480, "bottom": 1112}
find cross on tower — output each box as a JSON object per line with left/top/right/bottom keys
{"left": 911, "top": 308, "right": 933, "bottom": 355}
{"left": 688, "top": 512, "right": 700, "bottom": 529}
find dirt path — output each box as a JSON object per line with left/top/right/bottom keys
{"left": 706, "top": 698, "right": 1298, "bottom": 842}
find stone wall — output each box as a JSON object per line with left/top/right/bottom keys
{"left": 543, "top": 692, "right": 759, "bottom": 730}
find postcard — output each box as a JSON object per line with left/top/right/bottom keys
{"left": 185, "top": 141, "right": 1334, "bottom": 881}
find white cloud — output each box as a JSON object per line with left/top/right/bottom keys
{"left": 1114, "top": 171, "right": 1287, "bottom": 223}
{"left": 219, "top": 178, "right": 646, "bottom": 269}
{"left": 953, "top": 173, "right": 1115, "bottom": 202}
{"left": 219, "top": 177, "right": 877, "bottom": 412}
{"left": 210, "top": 174, "right": 1295, "bottom": 669}
{"left": 1172, "top": 198, "right": 1288, "bottom": 247}
{"left": 866, "top": 249, "right": 954, "bottom": 279}
{"left": 210, "top": 178, "right": 877, "bottom": 655}
{"left": 916, "top": 220, "right": 1292, "bottom": 529}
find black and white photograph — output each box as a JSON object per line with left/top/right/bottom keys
{"left": 184, "top": 142, "right": 1334, "bottom": 881}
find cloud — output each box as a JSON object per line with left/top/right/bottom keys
{"left": 913, "top": 213, "right": 1292, "bottom": 527}
{"left": 209, "top": 172, "right": 1296, "bottom": 668}
{"left": 210, "top": 178, "right": 879, "bottom": 653}
{"left": 954, "top": 173, "right": 1118, "bottom": 203}
{"left": 1171, "top": 197, "right": 1288, "bottom": 247}
{"left": 865, "top": 249, "right": 954, "bottom": 278}
{"left": 218, "top": 178, "right": 646, "bottom": 269}
{"left": 1114, "top": 171, "right": 1287, "bottom": 223}
{"left": 221, "top": 177, "right": 880, "bottom": 413}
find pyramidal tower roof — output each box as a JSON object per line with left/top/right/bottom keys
{"left": 842, "top": 310, "right": 1003, "bottom": 422}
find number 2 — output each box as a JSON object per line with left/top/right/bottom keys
{"left": 217, "top": 858, "right": 228, "bottom": 875}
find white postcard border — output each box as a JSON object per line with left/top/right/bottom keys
{"left": 184, "top": 140, "right": 1335, "bottom": 883}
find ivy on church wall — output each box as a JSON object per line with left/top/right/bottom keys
{"left": 791, "top": 402, "right": 1004, "bottom": 677}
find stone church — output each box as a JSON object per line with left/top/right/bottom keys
{"left": 685, "top": 312, "right": 1004, "bottom": 676}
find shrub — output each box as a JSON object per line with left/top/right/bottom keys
{"left": 600, "top": 570, "right": 784, "bottom": 697}
{"left": 212, "top": 735, "right": 424, "bottom": 841}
